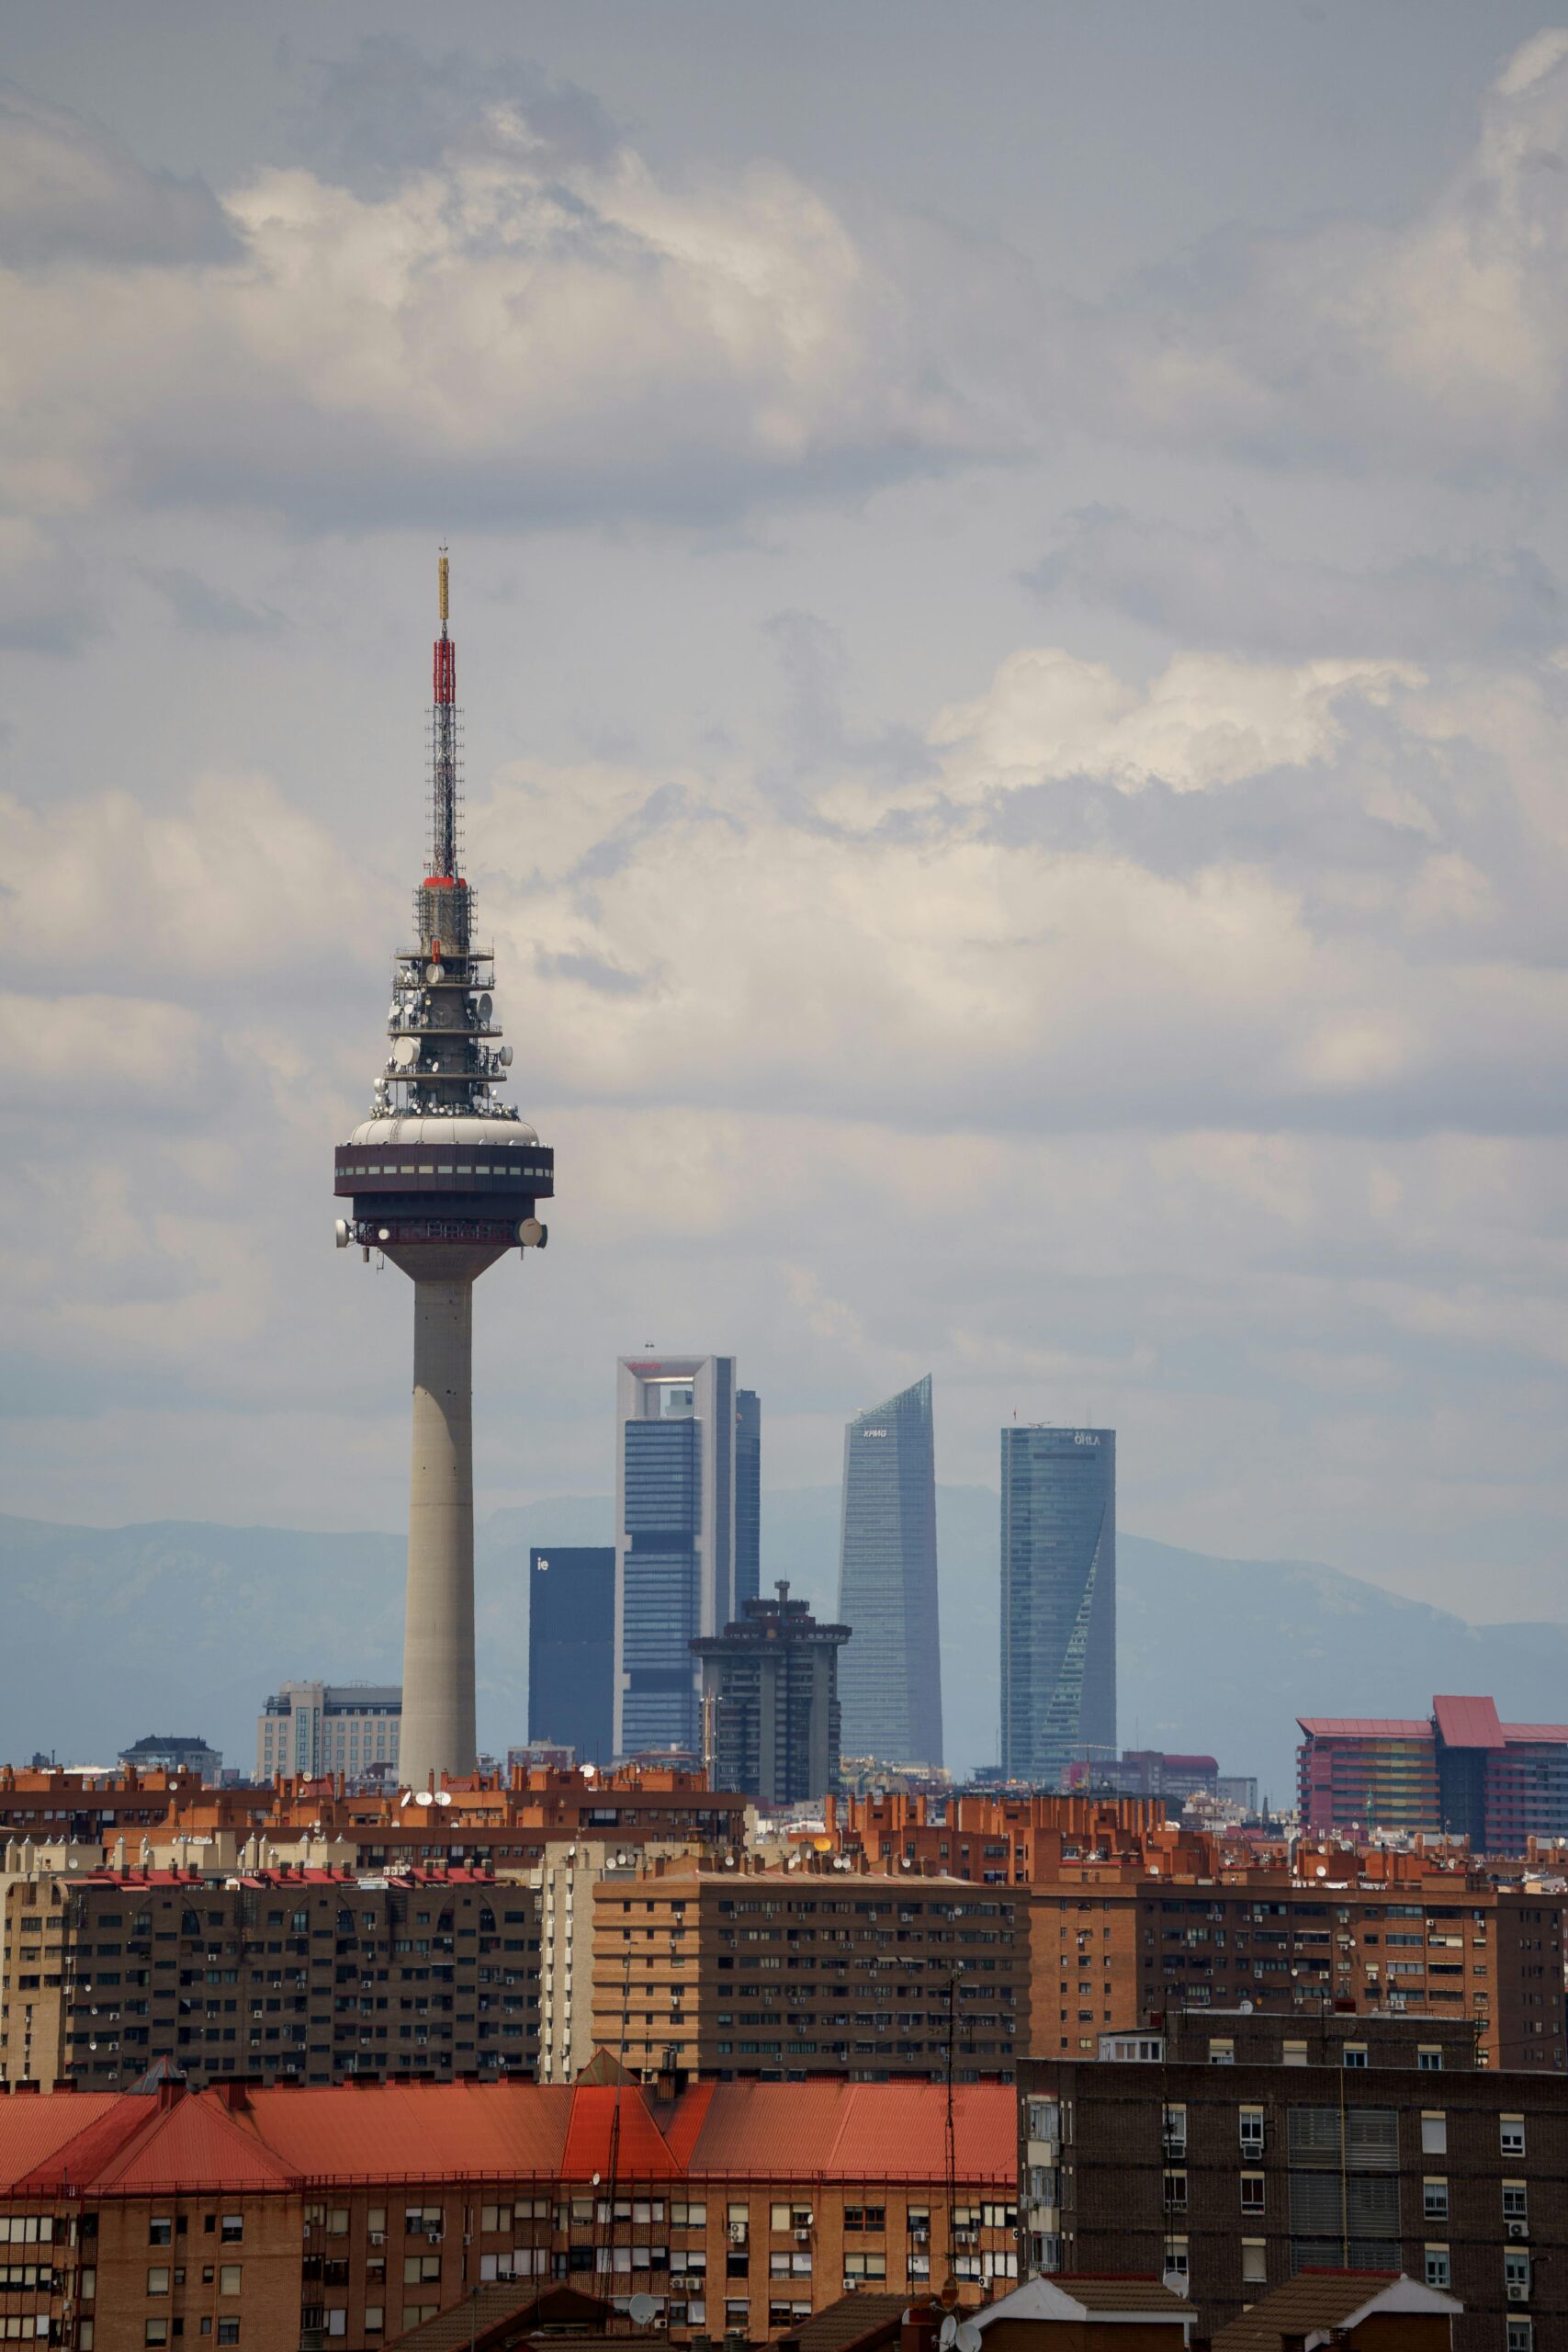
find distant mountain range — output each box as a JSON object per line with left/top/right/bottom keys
{"left": 3, "top": 1491, "right": 1565, "bottom": 1794}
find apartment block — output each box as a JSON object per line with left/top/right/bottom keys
{"left": 0, "top": 1866, "right": 539, "bottom": 2089}
{"left": 255, "top": 1682, "right": 401, "bottom": 1783}
{"left": 0, "top": 2073, "right": 1018, "bottom": 2352}
{"left": 1299, "top": 1695, "right": 1568, "bottom": 1854}
{"left": 531, "top": 1840, "right": 690, "bottom": 2084}
{"left": 1017, "top": 2008, "right": 1565, "bottom": 2352}
{"left": 825, "top": 1792, "right": 1567, "bottom": 2070}
{"left": 589, "top": 1860, "right": 1026, "bottom": 2082}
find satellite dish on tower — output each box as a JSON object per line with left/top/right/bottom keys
{"left": 426, "top": 962, "right": 444, "bottom": 984}
{"left": 478, "top": 994, "right": 493, "bottom": 1023}
{"left": 393, "top": 1037, "right": 419, "bottom": 1069}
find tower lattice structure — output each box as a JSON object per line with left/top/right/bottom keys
{"left": 333, "top": 554, "right": 552, "bottom": 1792}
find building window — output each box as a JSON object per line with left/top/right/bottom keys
{"left": 1343, "top": 2043, "right": 1368, "bottom": 2069}
{"left": 1501, "top": 2115, "right": 1527, "bottom": 2158}
{"left": 1504, "top": 2183, "right": 1529, "bottom": 2228}
{"left": 145, "top": 2330, "right": 168, "bottom": 2349}
{"left": 1425, "top": 2247, "right": 1450, "bottom": 2290}
{"left": 1208, "top": 2039, "right": 1234, "bottom": 2065}
{"left": 1506, "top": 2322, "right": 1533, "bottom": 2352}
{"left": 1162, "top": 2239, "right": 1189, "bottom": 2284}
{"left": 1240, "top": 2175, "right": 1265, "bottom": 2215}
{"left": 1418, "top": 2044, "right": 1443, "bottom": 2072}
{"left": 1162, "top": 2104, "right": 1187, "bottom": 2156}
{"left": 1162, "top": 2172, "right": 1187, "bottom": 2211}
{"left": 147, "top": 2270, "right": 171, "bottom": 2297}
{"left": 217, "top": 2327, "right": 239, "bottom": 2348}
{"left": 1239, "top": 2106, "right": 1264, "bottom": 2156}
{"left": 220, "top": 2217, "right": 243, "bottom": 2245}
{"left": 1241, "top": 2240, "right": 1266, "bottom": 2286}
{"left": 1282, "top": 2039, "right": 1308, "bottom": 2067}
{"left": 1421, "top": 2111, "right": 1447, "bottom": 2155}
{"left": 1423, "top": 2180, "right": 1449, "bottom": 2223}
{"left": 1505, "top": 2252, "right": 1531, "bottom": 2300}
{"left": 219, "top": 2267, "right": 242, "bottom": 2296}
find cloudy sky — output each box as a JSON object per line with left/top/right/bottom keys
{"left": 2, "top": 1, "right": 1567, "bottom": 1626}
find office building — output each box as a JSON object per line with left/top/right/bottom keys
{"left": 836, "top": 1374, "right": 942, "bottom": 1768}
{"left": 255, "top": 1681, "right": 400, "bottom": 1783}
{"left": 614, "top": 1355, "right": 739, "bottom": 1760}
{"left": 0, "top": 2075, "right": 1018, "bottom": 2352}
{"left": 0, "top": 1863, "right": 539, "bottom": 2089}
{"left": 589, "top": 1858, "right": 1025, "bottom": 2081}
{"left": 692, "top": 1579, "right": 849, "bottom": 1804}
{"left": 1017, "top": 2007, "right": 1556, "bottom": 2352}
{"left": 528, "top": 1546, "right": 615, "bottom": 1764}
{"left": 1000, "top": 1427, "right": 1116, "bottom": 1786}
{"left": 1298, "top": 1696, "right": 1568, "bottom": 1854}
{"left": 736, "top": 1387, "right": 761, "bottom": 1608}
{"left": 118, "top": 1734, "right": 221, "bottom": 1781}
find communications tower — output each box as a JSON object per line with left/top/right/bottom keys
{"left": 333, "top": 554, "right": 552, "bottom": 1793}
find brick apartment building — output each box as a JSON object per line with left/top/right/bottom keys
{"left": 823, "top": 1792, "right": 1566, "bottom": 2070}
{"left": 0, "top": 2073, "right": 1017, "bottom": 2352}
{"left": 590, "top": 1861, "right": 1026, "bottom": 2082}
{"left": 0, "top": 1868, "right": 540, "bottom": 2089}
{"left": 1017, "top": 2008, "right": 1561, "bottom": 2352}
{"left": 0, "top": 1763, "right": 750, "bottom": 1874}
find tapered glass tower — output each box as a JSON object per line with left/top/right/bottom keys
{"left": 1000, "top": 1426, "right": 1115, "bottom": 1786}
{"left": 333, "top": 555, "right": 553, "bottom": 1793}
{"left": 836, "top": 1374, "right": 942, "bottom": 1768}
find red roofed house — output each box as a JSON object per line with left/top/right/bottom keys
{"left": 0, "top": 2071, "right": 1018, "bottom": 2352}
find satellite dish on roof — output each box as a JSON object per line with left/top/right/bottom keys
{"left": 435, "top": 1791, "right": 453, "bottom": 1807}
{"left": 627, "top": 2295, "right": 659, "bottom": 2327}
{"left": 413, "top": 1792, "right": 434, "bottom": 1807}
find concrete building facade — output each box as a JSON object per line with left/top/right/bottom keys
{"left": 693, "top": 1581, "right": 849, "bottom": 1806}
{"left": 255, "top": 1681, "right": 400, "bottom": 1783}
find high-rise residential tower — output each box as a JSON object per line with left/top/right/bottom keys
{"left": 333, "top": 556, "right": 553, "bottom": 1793}
{"left": 735, "top": 1387, "right": 761, "bottom": 1609}
{"left": 614, "top": 1355, "right": 738, "bottom": 1759}
{"left": 1000, "top": 1425, "right": 1116, "bottom": 1785}
{"left": 836, "top": 1374, "right": 942, "bottom": 1768}
{"left": 692, "top": 1578, "right": 849, "bottom": 1804}
{"left": 528, "top": 1546, "right": 615, "bottom": 1764}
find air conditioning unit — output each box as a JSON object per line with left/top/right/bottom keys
{"left": 794, "top": 2229, "right": 811, "bottom": 2244}
{"left": 1508, "top": 2222, "right": 1529, "bottom": 2241}
{"left": 842, "top": 2280, "right": 862, "bottom": 2293}
{"left": 368, "top": 2233, "right": 385, "bottom": 2247}
{"left": 1507, "top": 2285, "right": 1529, "bottom": 2303}
{"left": 426, "top": 2230, "right": 443, "bottom": 2245}
{"left": 728, "top": 2225, "right": 748, "bottom": 2245}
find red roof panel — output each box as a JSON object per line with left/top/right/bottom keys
{"left": 0, "top": 2094, "right": 130, "bottom": 2194}
{"left": 241, "top": 2079, "right": 572, "bottom": 2185}
{"left": 687, "top": 2081, "right": 1015, "bottom": 2183}
{"left": 1433, "top": 1696, "right": 1505, "bottom": 1750}
{"left": 1296, "top": 1719, "right": 1432, "bottom": 1739}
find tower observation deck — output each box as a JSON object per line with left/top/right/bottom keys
{"left": 333, "top": 554, "right": 552, "bottom": 1793}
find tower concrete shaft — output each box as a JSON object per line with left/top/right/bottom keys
{"left": 400, "top": 1275, "right": 477, "bottom": 1792}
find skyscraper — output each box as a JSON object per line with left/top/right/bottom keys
{"left": 836, "top": 1374, "right": 942, "bottom": 1768}
{"left": 614, "top": 1355, "right": 738, "bottom": 1759}
{"left": 1000, "top": 1426, "right": 1116, "bottom": 1785}
{"left": 528, "top": 1547, "right": 615, "bottom": 1764}
{"left": 333, "top": 556, "right": 552, "bottom": 1792}
{"left": 735, "top": 1388, "right": 761, "bottom": 1609}
{"left": 692, "top": 1578, "right": 849, "bottom": 1804}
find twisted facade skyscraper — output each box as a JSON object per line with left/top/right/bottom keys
{"left": 836, "top": 1374, "right": 942, "bottom": 1767}
{"left": 333, "top": 556, "right": 553, "bottom": 1792}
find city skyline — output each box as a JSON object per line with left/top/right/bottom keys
{"left": 2, "top": 10, "right": 1565, "bottom": 1635}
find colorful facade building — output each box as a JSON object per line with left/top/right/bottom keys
{"left": 1298, "top": 1697, "right": 1568, "bottom": 1853}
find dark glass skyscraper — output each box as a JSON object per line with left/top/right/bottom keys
{"left": 528, "top": 1546, "right": 615, "bottom": 1763}
{"left": 1000, "top": 1426, "right": 1115, "bottom": 1785}
{"left": 735, "top": 1388, "right": 761, "bottom": 1609}
{"left": 836, "top": 1374, "right": 942, "bottom": 1767}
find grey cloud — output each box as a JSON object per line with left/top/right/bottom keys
{"left": 533, "top": 948, "right": 649, "bottom": 996}
{"left": 0, "top": 82, "right": 235, "bottom": 266}
{"left": 141, "top": 566, "right": 283, "bottom": 637}
{"left": 291, "top": 34, "right": 621, "bottom": 185}
{"left": 1027, "top": 507, "right": 1563, "bottom": 661}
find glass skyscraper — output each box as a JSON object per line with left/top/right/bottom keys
{"left": 528, "top": 1546, "right": 615, "bottom": 1764}
{"left": 735, "top": 1388, "right": 761, "bottom": 1609}
{"left": 1000, "top": 1425, "right": 1116, "bottom": 1785}
{"left": 836, "top": 1374, "right": 942, "bottom": 1768}
{"left": 614, "top": 1355, "right": 737, "bottom": 1759}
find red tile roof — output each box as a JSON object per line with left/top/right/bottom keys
{"left": 0, "top": 2093, "right": 129, "bottom": 2194}
{"left": 91, "top": 2096, "right": 297, "bottom": 2194}
{"left": 688, "top": 2080, "right": 1015, "bottom": 2181}
{"left": 239, "top": 2079, "right": 573, "bottom": 2186}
